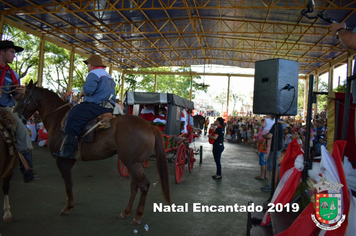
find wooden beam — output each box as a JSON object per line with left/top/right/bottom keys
{"left": 227, "top": 75, "right": 231, "bottom": 115}
{"left": 328, "top": 63, "right": 334, "bottom": 93}
{"left": 67, "top": 46, "right": 75, "bottom": 93}
{"left": 37, "top": 33, "right": 45, "bottom": 87}
{"left": 0, "top": 15, "right": 4, "bottom": 40}
{"left": 154, "top": 73, "right": 157, "bottom": 92}
{"left": 125, "top": 70, "right": 254, "bottom": 77}
{"left": 3, "top": 17, "right": 123, "bottom": 73}
{"left": 189, "top": 73, "right": 193, "bottom": 101}
{"left": 120, "top": 70, "right": 126, "bottom": 101}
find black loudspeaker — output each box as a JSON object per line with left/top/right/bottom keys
{"left": 253, "top": 58, "right": 299, "bottom": 115}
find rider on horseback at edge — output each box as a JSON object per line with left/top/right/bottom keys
{"left": 54, "top": 54, "right": 116, "bottom": 159}
{"left": 0, "top": 40, "right": 39, "bottom": 183}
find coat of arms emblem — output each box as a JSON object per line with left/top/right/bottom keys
{"left": 311, "top": 180, "right": 346, "bottom": 230}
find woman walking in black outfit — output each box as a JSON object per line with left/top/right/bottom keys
{"left": 208, "top": 117, "right": 225, "bottom": 180}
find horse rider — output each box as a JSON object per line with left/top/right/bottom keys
{"left": 54, "top": 54, "right": 116, "bottom": 159}
{"left": 0, "top": 40, "right": 39, "bottom": 183}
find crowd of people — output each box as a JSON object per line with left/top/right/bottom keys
{"left": 205, "top": 112, "right": 328, "bottom": 191}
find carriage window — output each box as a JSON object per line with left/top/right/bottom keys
{"left": 176, "top": 107, "right": 181, "bottom": 121}
{"left": 132, "top": 104, "right": 140, "bottom": 116}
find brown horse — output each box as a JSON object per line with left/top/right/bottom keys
{"left": 14, "top": 80, "right": 170, "bottom": 225}
{"left": 0, "top": 108, "right": 19, "bottom": 223}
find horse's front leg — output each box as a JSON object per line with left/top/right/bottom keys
{"left": 56, "top": 158, "right": 76, "bottom": 215}
{"left": 2, "top": 174, "right": 13, "bottom": 223}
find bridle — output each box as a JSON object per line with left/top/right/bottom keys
{"left": 18, "top": 86, "right": 71, "bottom": 122}
{"left": 17, "top": 85, "right": 38, "bottom": 121}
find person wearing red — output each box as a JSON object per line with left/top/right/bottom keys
{"left": 38, "top": 127, "right": 48, "bottom": 147}
{"left": 153, "top": 107, "right": 166, "bottom": 132}
{"left": 0, "top": 40, "right": 38, "bottom": 183}
{"left": 208, "top": 117, "right": 225, "bottom": 180}
{"left": 140, "top": 105, "right": 155, "bottom": 122}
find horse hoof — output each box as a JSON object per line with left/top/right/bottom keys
{"left": 119, "top": 212, "right": 130, "bottom": 219}
{"left": 130, "top": 218, "right": 141, "bottom": 225}
{"left": 3, "top": 216, "right": 13, "bottom": 224}
{"left": 60, "top": 208, "right": 71, "bottom": 215}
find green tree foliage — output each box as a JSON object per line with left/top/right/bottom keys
{"left": 317, "top": 81, "right": 328, "bottom": 111}
{"left": 230, "top": 91, "right": 245, "bottom": 115}
{"left": 298, "top": 79, "right": 305, "bottom": 111}
{"left": 215, "top": 92, "right": 227, "bottom": 113}
{"left": 124, "top": 67, "right": 206, "bottom": 100}
{"left": 334, "top": 83, "right": 346, "bottom": 92}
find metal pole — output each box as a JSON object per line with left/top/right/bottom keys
{"left": 305, "top": 75, "right": 314, "bottom": 176}
{"left": 334, "top": 101, "right": 340, "bottom": 142}
{"left": 270, "top": 115, "right": 279, "bottom": 197}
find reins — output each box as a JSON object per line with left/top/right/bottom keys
{"left": 0, "top": 84, "right": 20, "bottom": 93}
{"left": 42, "top": 102, "right": 72, "bottom": 121}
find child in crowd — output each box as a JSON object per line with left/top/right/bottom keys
{"left": 253, "top": 123, "right": 259, "bottom": 152}
{"left": 284, "top": 126, "right": 293, "bottom": 149}
{"left": 293, "top": 131, "right": 303, "bottom": 149}
{"left": 241, "top": 125, "right": 247, "bottom": 144}
{"left": 247, "top": 126, "right": 253, "bottom": 144}
{"left": 314, "top": 136, "right": 326, "bottom": 157}
{"left": 261, "top": 114, "right": 275, "bottom": 158}
{"left": 255, "top": 119, "right": 267, "bottom": 180}
{"left": 275, "top": 148, "right": 287, "bottom": 185}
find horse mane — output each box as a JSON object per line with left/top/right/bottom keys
{"left": 34, "top": 86, "right": 68, "bottom": 112}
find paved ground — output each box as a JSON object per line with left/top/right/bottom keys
{"left": 0, "top": 135, "right": 271, "bottom": 236}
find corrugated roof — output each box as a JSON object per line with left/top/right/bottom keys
{"left": 0, "top": 0, "right": 355, "bottom": 74}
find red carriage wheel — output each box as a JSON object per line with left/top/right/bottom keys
{"left": 143, "top": 159, "right": 149, "bottom": 168}
{"left": 175, "top": 142, "right": 186, "bottom": 184}
{"left": 188, "top": 148, "right": 195, "bottom": 173}
{"left": 118, "top": 159, "right": 130, "bottom": 177}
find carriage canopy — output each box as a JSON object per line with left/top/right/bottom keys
{"left": 125, "top": 92, "right": 194, "bottom": 110}
{"left": 125, "top": 91, "right": 194, "bottom": 135}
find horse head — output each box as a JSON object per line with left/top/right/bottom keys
{"left": 14, "top": 80, "right": 41, "bottom": 120}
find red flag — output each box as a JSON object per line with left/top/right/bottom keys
{"left": 280, "top": 139, "right": 303, "bottom": 179}
{"left": 275, "top": 203, "right": 318, "bottom": 236}
{"left": 261, "top": 139, "right": 304, "bottom": 226}
{"left": 323, "top": 140, "right": 349, "bottom": 236}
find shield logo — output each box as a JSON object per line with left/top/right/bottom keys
{"left": 315, "top": 193, "right": 342, "bottom": 224}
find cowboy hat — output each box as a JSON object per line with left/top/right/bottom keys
{"left": 83, "top": 54, "right": 106, "bottom": 67}
{"left": 0, "top": 40, "right": 24, "bottom": 52}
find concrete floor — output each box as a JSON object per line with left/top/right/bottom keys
{"left": 0, "top": 135, "right": 271, "bottom": 236}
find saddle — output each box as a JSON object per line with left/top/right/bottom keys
{"left": 60, "top": 111, "right": 114, "bottom": 143}
{"left": 0, "top": 108, "right": 19, "bottom": 179}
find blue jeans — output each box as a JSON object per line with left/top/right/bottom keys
{"left": 65, "top": 102, "right": 112, "bottom": 136}
{"left": 267, "top": 150, "right": 281, "bottom": 172}
{"left": 213, "top": 145, "right": 224, "bottom": 176}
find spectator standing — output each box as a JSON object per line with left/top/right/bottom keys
{"left": 261, "top": 120, "right": 284, "bottom": 191}
{"left": 208, "top": 117, "right": 225, "bottom": 180}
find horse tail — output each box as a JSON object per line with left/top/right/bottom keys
{"left": 152, "top": 126, "right": 171, "bottom": 204}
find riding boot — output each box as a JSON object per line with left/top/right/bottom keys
{"left": 20, "top": 151, "right": 39, "bottom": 183}
{"left": 53, "top": 135, "right": 78, "bottom": 159}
